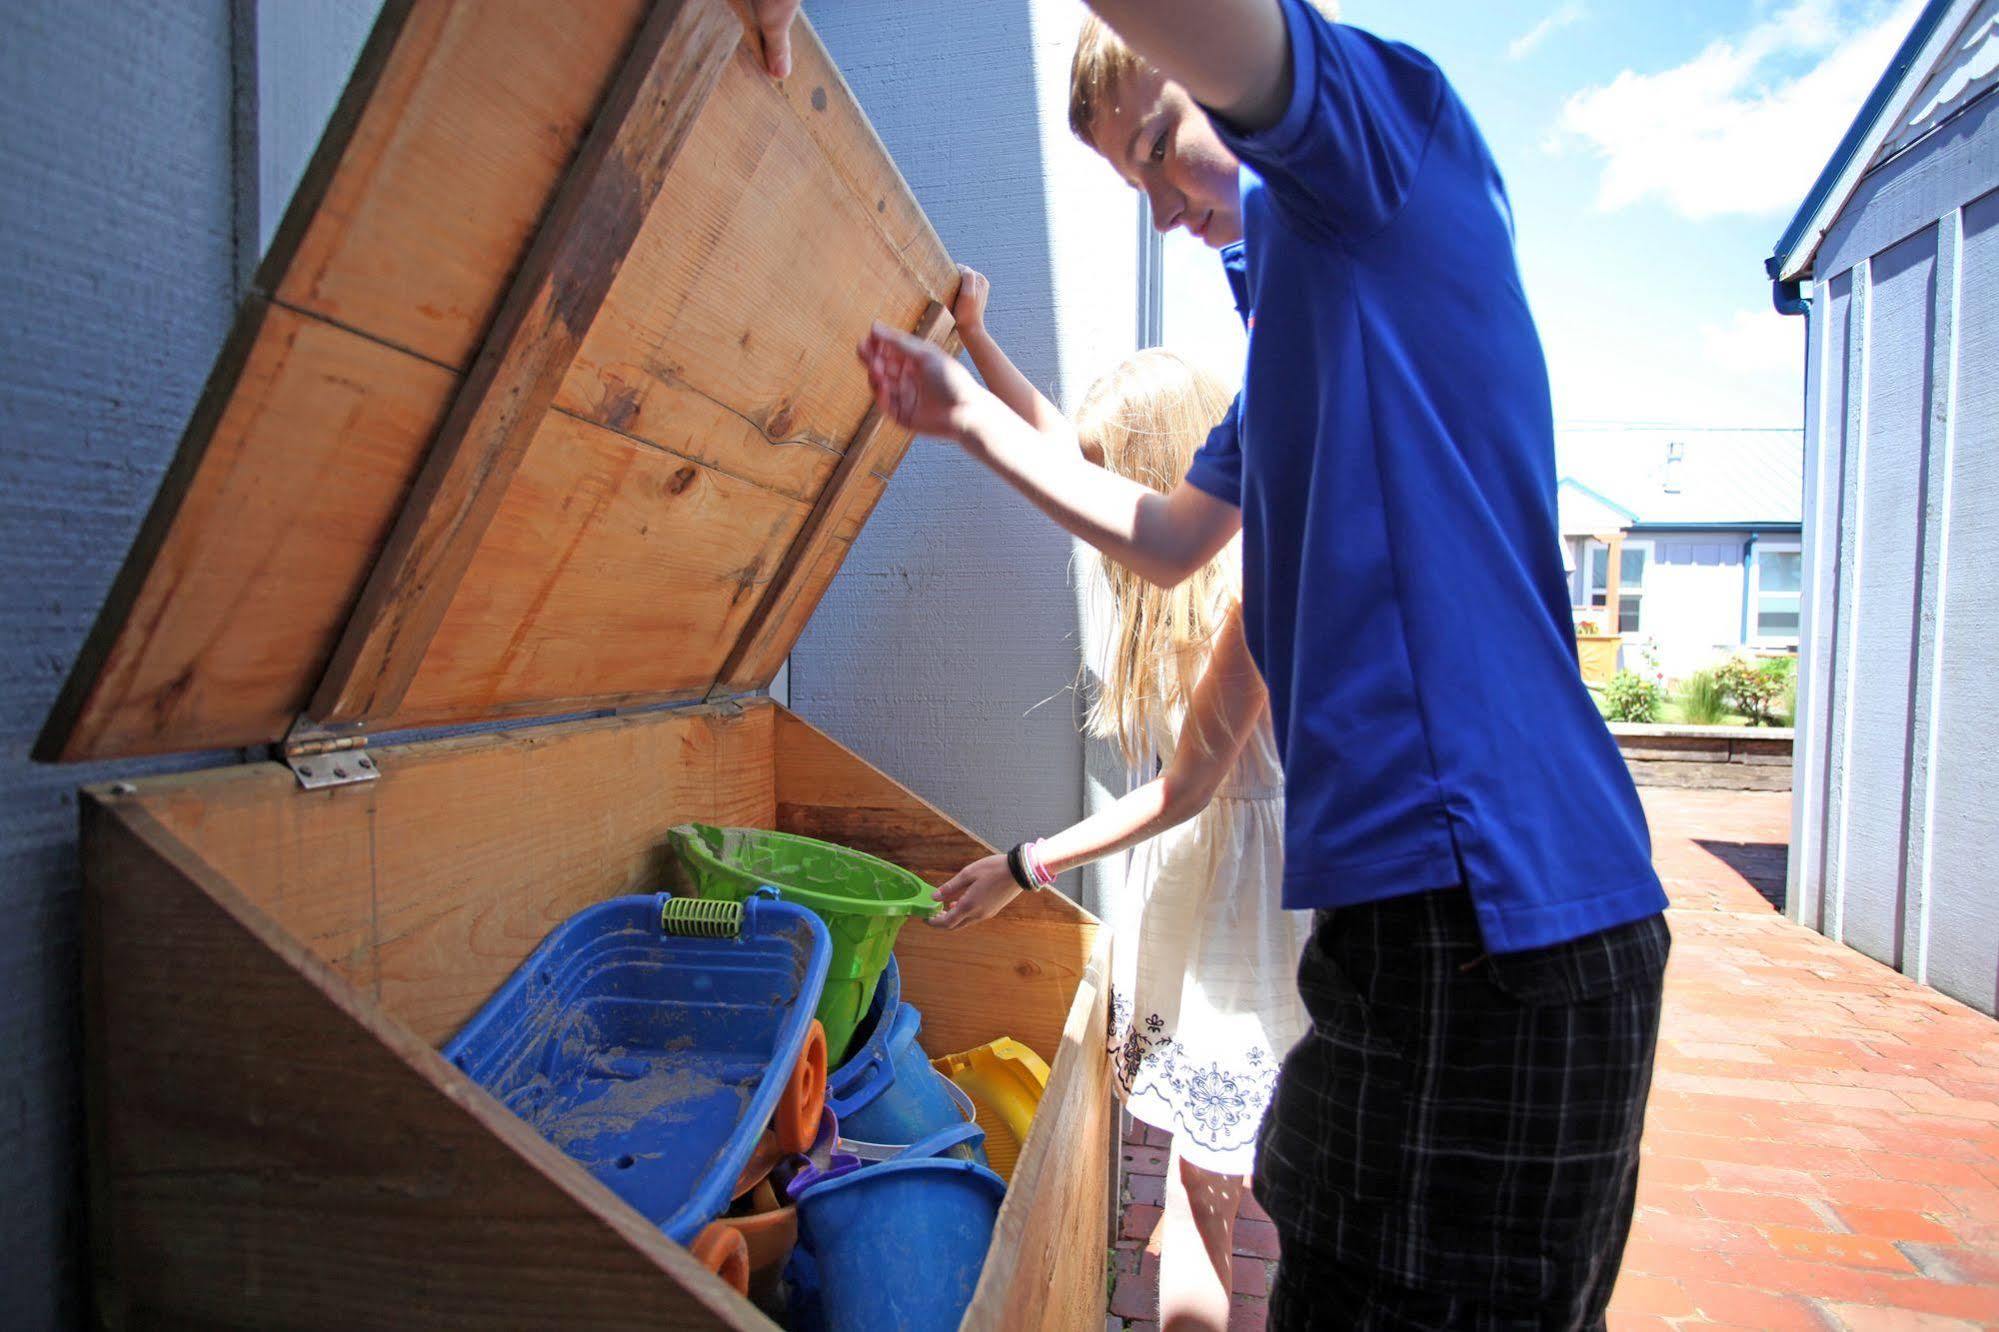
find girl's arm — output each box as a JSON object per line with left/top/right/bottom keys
{"left": 930, "top": 603, "right": 1267, "bottom": 929}
{"left": 951, "top": 266, "right": 1071, "bottom": 443}
{"left": 858, "top": 323, "right": 1241, "bottom": 587}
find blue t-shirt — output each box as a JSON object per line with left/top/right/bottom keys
{"left": 1183, "top": 2, "right": 1665, "bottom": 951}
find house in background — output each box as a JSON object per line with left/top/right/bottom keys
{"left": 1556, "top": 427, "right": 1804, "bottom": 680}
{"left": 1769, "top": 0, "right": 1998, "bottom": 1017}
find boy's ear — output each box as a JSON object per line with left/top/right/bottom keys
{"left": 1080, "top": 438, "right": 1107, "bottom": 467}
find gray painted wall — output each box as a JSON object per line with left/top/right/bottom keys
{"left": 1790, "top": 90, "right": 1999, "bottom": 1016}
{"left": 795, "top": 0, "right": 1143, "bottom": 915}
{"left": 0, "top": 4, "right": 373, "bottom": 1322}
{"left": 2, "top": 7, "right": 236, "bottom": 1322}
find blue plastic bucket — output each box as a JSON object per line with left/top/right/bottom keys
{"left": 824, "top": 953, "right": 900, "bottom": 1113}
{"left": 827, "top": 1000, "right": 986, "bottom": 1164}
{"left": 793, "top": 1155, "right": 1008, "bottom": 1331}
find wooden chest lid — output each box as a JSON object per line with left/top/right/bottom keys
{"left": 36, "top": 0, "right": 957, "bottom": 763}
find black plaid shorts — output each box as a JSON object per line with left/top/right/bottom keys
{"left": 1252, "top": 886, "right": 1670, "bottom": 1331}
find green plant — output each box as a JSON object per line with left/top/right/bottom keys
{"left": 1676, "top": 669, "right": 1729, "bottom": 725}
{"left": 1604, "top": 670, "right": 1663, "bottom": 723}
{"left": 1715, "top": 655, "right": 1790, "bottom": 726}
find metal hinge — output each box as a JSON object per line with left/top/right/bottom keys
{"left": 282, "top": 717, "right": 379, "bottom": 790}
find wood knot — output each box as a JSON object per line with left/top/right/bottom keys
{"left": 765, "top": 403, "right": 797, "bottom": 439}
{"left": 599, "top": 380, "right": 641, "bottom": 431}
{"left": 665, "top": 465, "right": 699, "bottom": 496}
{"left": 811, "top": 86, "right": 828, "bottom": 112}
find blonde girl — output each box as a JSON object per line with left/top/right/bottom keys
{"left": 931, "top": 268, "right": 1309, "bottom": 1332}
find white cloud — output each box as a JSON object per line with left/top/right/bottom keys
{"left": 1540, "top": 302, "right": 1807, "bottom": 429}
{"left": 1556, "top": 0, "right": 1924, "bottom": 219}
{"left": 1510, "top": 2, "right": 1589, "bottom": 61}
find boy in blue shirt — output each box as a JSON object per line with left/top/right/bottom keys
{"left": 759, "top": 2, "right": 1670, "bottom": 1326}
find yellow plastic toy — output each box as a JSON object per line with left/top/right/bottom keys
{"left": 930, "top": 1038, "right": 1051, "bottom": 1183}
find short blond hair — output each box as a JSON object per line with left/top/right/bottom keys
{"left": 1067, "top": 16, "right": 1146, "bottom": 149}
{"left": 1067, "top": 5, "right": 1342, "bottom": 148}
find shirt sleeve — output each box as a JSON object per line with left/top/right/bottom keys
{"left": 1210, "top": 0, "right": 1445, "bottom": 240}
{"left": 1183, "top": 393, "right": 1244, "bottom": 508}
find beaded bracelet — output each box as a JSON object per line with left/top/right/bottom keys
{"left": 1005, "top": 843, "right": 1038, "bottom": 892}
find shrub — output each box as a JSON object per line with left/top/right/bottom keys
{"left": 1677, "top": 669, "right": 1728, "bottom": 725}
{"left": 1715, "top": 655, "right": 1789, "bottom": 726}
{"left": 1604, "top": 670, "right": 1662, "bottom": 723}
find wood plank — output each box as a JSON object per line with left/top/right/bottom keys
{"left": 771, "top": 707, "right": 1100, "bottom": 1064}
{"left": 82, "top": 797, "right": 763, "bottom": 1328}
{"left": 558, "top": 48, "right": 943, "bottom": 508}
{"left": 37, "top": 305, "right": 458, "bottom": 760}
{"left": 774, "top": 16, "right": 959, "bottom": 305}
{"left": 386, "top": 411, "right": 811, "bottom": 729}
{"left": 712, "top": 303, "right": 954, "bottom": 694}
{"left": 127, "top": 702, "right": 776, "bottom": 1045}
{"left": 312, "top": 0, "right": 742, "bottom": 726}
{"left": 963, "top": 932, "right": 1114, "bottom": 1332}
{"left": 271, "top": 0, "right": 649, "bottom": 369}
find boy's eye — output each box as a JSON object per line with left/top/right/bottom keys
{"left": 1149, "top": 132, "right": 1168, "bottom": 164}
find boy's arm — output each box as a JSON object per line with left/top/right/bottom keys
{"left": 930, "top": 604, "right": 1265, "bottom": 929}
{"left": 952, "top": 267, "right": 1070, "bottom": 441}
{"left": 859, "top": 322, "right": 1239, "bottom": 587}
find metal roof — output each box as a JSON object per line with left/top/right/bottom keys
{"left": 1556, "top": 428, "right": 1803, "bottom": 531}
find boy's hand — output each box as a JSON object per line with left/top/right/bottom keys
{"left": 746, "top": 0, "right": 801, "bottom": 78}
{"left": 857, "top": 321, "right": 983, "bottom": 443}
{"left": 928, "top": 855, "right": 1023, "bottom": 930}
{"left": 952, "top": 266, "right": 991, "bottom": 339}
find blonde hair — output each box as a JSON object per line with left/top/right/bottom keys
{"left": 1077, "top": 350, "right": 1237, "bottom": 764}
{"left": 1068, "top": 5, "right": 1342, "bottom": 148}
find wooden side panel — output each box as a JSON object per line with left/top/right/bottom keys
{"left": 41, "top": 305, "right": 457, "bottom": 759}
{"left": 130, "top": 703, "right": 776, "bottom": 1046}
{"left": 770, "top": 707, "right": 1099, "bottom": 1066}
{"left": 81, "top": 799, "right": 760, "bottom": 1329}
{"left": 390, "top": 413, "right": 810, "bottom": 727}
{"left": 964, "top": 934, "right": 1114, "bottom": 1332}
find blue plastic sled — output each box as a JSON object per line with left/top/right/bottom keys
{"left": 443, "top": 891, "right": 830, "bottom": 1246}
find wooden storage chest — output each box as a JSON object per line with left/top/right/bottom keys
{"left": 39, "top": 2, "right": 1112, "bottom": 1325}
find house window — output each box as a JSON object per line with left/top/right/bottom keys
{"left": 1753, "top": 544, "right": 1802, "bottom": 643}
{"left": 1585, "top": 541, "right": 1648, "bottom": 633}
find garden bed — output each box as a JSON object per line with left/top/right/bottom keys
{"left": 1608, "top": 723, "right": 1793, "bottom": 791}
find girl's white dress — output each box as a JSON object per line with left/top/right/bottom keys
{"left": 1107, "top": 710, "right": 1312, "bottom": 1176}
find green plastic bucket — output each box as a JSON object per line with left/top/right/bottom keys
{"left": 666, "top": 825, "right": 938, "bottom": 1064}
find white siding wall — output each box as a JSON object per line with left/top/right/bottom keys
{"left": 1792, "top": 88, "right": 1999, "bottom": 1016}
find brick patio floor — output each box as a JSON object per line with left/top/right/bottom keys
{"left": 1108, "top": 787, "right": 1999, "bottom": 1331}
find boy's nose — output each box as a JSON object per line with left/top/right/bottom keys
{"left": 1147, "top": 185, "right": 1183, "bottom": 233}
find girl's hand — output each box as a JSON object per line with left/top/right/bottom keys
{"left": 952, "top": 266, "right": 991, "bottom": 339}
{"left": 856, "top": 321, "right": 983, "bottom": 442}
{"left": 928, "top": 854, "right": 1023, "bottom": 930}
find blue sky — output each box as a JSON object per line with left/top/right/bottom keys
{"left": 1162, "top": 0, "right": 1927, "bottom": 429}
